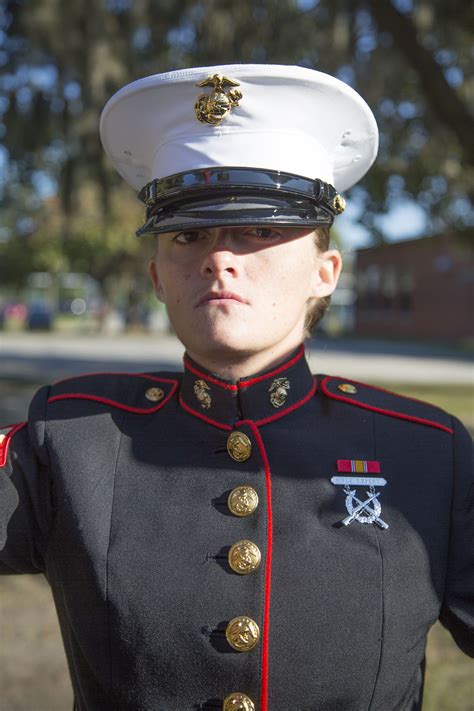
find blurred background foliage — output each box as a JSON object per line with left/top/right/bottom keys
{"left": 1, "top": 0, "right": 473, "bottom": 302}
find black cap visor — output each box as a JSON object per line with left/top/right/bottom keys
{"left": 136, "top": 168, "right": 342, "bottom": 237}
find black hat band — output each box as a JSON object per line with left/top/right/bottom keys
{"left": 136, "top": 167, "right": 345, "bottom": 236}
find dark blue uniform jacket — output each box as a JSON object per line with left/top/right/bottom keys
{"left": 1, "top": 346, "right": 473, "bottom": 711}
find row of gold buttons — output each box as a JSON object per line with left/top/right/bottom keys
{"left": 223, "top": 432, "right": 259, "bottom": 709}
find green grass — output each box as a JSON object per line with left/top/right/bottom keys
{"left": 424, "top": 624, "right": 473, "bottom": 711}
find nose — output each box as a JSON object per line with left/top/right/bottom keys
{"left": 200, "top": 231, "right": 239, "bottom": 279}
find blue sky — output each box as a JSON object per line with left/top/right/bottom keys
{"left": 338, "top": 198, "right": 427, "bottom": 251}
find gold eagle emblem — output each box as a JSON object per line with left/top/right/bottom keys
{"left": 269, "top": 377, "right": 291, "bottom": 408}
{"left": 194, "top": 379, "right": 212, "bottom": 409}
{"left": 194, "top": 74, "right": 242, "bottom": 126}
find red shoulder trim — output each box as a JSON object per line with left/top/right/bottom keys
{"left": 321, "top": 376, "right": 453, "bottom": 435}
{"left": 52, "top": 370, "right": 175, "bottom": 386}
{"left": 0, "top": 422, "right": 27, "bottom": 467}
{"left": 48, "top": 372, "right": 179, "bottom": 415}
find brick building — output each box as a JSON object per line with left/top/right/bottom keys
{"left": 354, "top": 232, "right": 473, "bottom": 342}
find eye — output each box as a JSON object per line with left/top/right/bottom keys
{"left": 245, "top": 227, "right": 283, "bottom": 242}
{"left": 172, "top": 230, "right": 203, "bottom": 244}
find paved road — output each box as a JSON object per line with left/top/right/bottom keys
{"left": 1, "top": 332, "right": 472, "bottom": 384}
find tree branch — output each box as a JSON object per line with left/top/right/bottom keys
{"left": 365, "top": 0, "right": 474, "bottom": 166}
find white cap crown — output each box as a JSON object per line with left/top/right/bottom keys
{"left": 100, "top": 64, "right": 378, "bottom": 194}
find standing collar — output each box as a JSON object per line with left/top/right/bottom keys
{"left": 179, "top": 344, "right": 316, "bottom": 429}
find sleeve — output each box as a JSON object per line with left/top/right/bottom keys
{"left": 0, "top": 385, "right": 54, "bottom": 574}
{"left": 438, "top": 415, "right": 474, "bottom": 656}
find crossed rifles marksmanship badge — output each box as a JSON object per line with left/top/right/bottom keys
{"left": 331, "top": 459, "right": 389, "bottom": 530}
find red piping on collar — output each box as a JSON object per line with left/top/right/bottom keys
{"left": 321, "top": 377, "right": 453, "bottom": 435}
{"left": 48, "top": 377, "right": 178, "bottom": 415}
{"left": 179, "top": 378, "right": 316, "bottom": 429}
{"left": 183, "top": 344, "right": 305, "bottom": 391}
{"left": 178, "top": 394, "right": 232, "bottom": 430}
{"left": 239, "top": 345, "right": 305, "bottom": 387}
{"left": 238, "top": 420, "right": 273, "bottom": 711}
{"left": 254, "top": 379, "right": 317, "bottom": 426}
{"left": 182, "top": 358, "right": 238, "bottom": 391}
{"left": 0, "top": 422, "right": 27, "bottom": 467}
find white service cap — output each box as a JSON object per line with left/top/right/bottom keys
{"left": 100, "top": 64, "right": 378, "bottom": 235}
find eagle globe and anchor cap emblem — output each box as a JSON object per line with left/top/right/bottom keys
{"left": 194, "top": 74, "right": 243, "bottom": 125}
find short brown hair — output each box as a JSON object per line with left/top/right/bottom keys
{"left": 304, "top": 226, "right": 331, "bottom": 337}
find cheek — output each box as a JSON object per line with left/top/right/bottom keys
{"left": 271, "top": 259, "right": 312, "bottom": 298}
{"left": 157, "top": 268, "right": 190, "bottom": 305}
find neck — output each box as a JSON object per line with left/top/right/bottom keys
{"left": 185, "top": 343, "right": 304, "bottom": 381}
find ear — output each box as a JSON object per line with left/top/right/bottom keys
{"left": 148, "top": 258, "right": 166, "bottom": 303}
{"left": 310, "top": 249, "right": 343, "bottom": 298}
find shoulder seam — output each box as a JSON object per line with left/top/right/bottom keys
{"left": 52, "top": 371, "right": 178, "bottom": 385}
{"left": 47, "top": 375, "right": 179, "bottom": 415}
{"left": 320, "top": 376, "right": 453, "bottom": 435}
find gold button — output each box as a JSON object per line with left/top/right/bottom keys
{"left": 145, "top": 387, "right": 164, "bottom": 402}
{"left": 228, "top": 540, "right": 261, "bottom": 575}
{"left": 332, "top": 193, "right": 346, "bottom": 214}
{"left": 225, "top": 616, "right": 260, "bottom": 652}
{"left": 338, "top": 383, "right": 358, "bottom": 394}
{"left": 223, "top": 692, "right": 256, "bottom": 711}
{"left": 227, "top": 431, "right": 252, "bottom": 462}
{"left": 228, "top": 486, "right": 259, "bottom": 517}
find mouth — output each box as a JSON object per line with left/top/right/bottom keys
{"left": 196, "top": 291, "right": 248, "bottom": 307}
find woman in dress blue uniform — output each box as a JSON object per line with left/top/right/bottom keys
{"left": 1, "top": 65, "right": 472, "bottom": 711}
